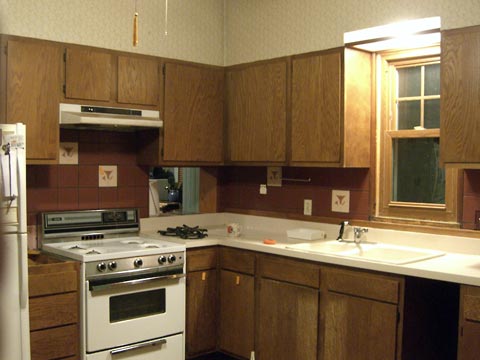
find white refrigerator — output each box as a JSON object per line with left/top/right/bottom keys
{"left": 0, "top": 123, "right": 30, "bottom": 360}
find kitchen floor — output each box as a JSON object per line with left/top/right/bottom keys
{"left": 191, "top": 352, "right": 238, "bottom": 360}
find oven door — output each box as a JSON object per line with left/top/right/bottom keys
{"left": 86, "top": 273, "right": 185, "bottom": 353}
{"left": 86, "top": 333, "right": 183, "bottom": 360}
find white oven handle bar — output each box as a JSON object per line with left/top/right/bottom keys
{"left": 89, "top": 273, "right": 185, "bottom": 292}
{"left": 110, "top": 338, "right": 167, "bottom": 355}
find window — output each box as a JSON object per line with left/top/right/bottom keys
{"left": 377, "top": 49, "right": 459, "bottom": 225}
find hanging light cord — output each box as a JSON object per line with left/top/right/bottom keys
{"left": 133, "top": 0, "right": 139, "bottom": 46}
{"left": 165, "top": 0, "right": 168, "bottom": 36}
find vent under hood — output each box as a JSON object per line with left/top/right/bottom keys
{"left": 59, "top": 103, "right": 162, "bottom": 131}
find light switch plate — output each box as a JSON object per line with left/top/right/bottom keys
{"left": 259, "top": 184, "right": 267, "bottom": 195}
{"left": 332, "top": 190, "right": 350, "bottom": 213}
{"left": 304, "top": 199, "right": 312, "bottom": 216}
{"left": 267, "top": 166, "right": 282, "bottom": 187}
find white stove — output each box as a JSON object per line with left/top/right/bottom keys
{"left": 39, "top": 209, "right": 186, "bottom": 360}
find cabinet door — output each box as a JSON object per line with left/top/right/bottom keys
{"left": 440, "top": 25, "right": 480, "bottom": 164}
{"left": 257, "top": 278, "right": 318, "bottom": 360}
{"left": 164, "top": 63, "right": 224, "bottom": 163}
{"left": 227, "top": 60, "right": 287, "bottom": 163}
{"left": 6, "top": 40, "right": 61, "bottom": 162}
{"left": 118, "top": 55, "right": 159, "bottom": 106}
{"left": 186, "top": 269, "right": 217, "bottom": 357}
{"left": 65, "top": 47, "right": 112, "bottom": 101}
{"left": 322, "top": 292, "right": 398, "bottom": 360}
{"left": 219, "top": 270, "right": 254, "bottom": 358}
{"left": 291, "top": 50, "right": 342, "bottom": 163}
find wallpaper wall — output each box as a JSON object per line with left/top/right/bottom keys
{"left": 0, "top": 0, "right": 225, "bottom": 65}
{"left": 225, "top": 0, "right": 480, "bottom": 65}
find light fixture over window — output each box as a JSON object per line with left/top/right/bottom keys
{"left": 344, "top": 17, "right": 441, "bottom": 52}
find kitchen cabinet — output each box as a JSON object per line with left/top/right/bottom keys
{"left": 440, "top": 25, "right": 480, "bottom": 166}
{"left": 186, "top": 247, "right": 218, "bottom": 358}
{"left": 28, "top": 254, "right": 79, "bottom": 360}
{"left": 219, "top": 248, "right": 255, "bottom": 359}
{"left": 64, "top": 47, "right": 113, "bottom": 102}
{"left": 226, "top": 59, "right": 287, "bottom": 163}
{"left": 291, "top": 47, "right": 371, "bottom": 167}
{"left": 163, "top": 62, "right": 224, "bottom": 164}
{"left": 117, "top": 55, "right": 160, "bottom": 106}
{"left": 256, "top": 254, "right": 320, "bottom": 360}
{"left": 321, "top": 267, "right": 403, "bottom": 360}
{"left": 2, "top": 37, "right": 62, "bottom": 164}
{"left": 458, "top": 285, "right": 480, "bottom": 360}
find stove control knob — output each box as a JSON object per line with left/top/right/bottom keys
{"left": 134, "top": 258, "right": 143, "bottom": 268}
{"left": 168, "top": 254, "right": 176, "bottom": 263}
{"left": 108, "top": 261, "right": 117, "bottom": 270}
{"left": 97, "top": 262, "right": 107, "bottom": 272}
{"left": 158, "top": 255, "right": 167, "bottom": 265}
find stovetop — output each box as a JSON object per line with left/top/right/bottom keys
{"left": 158, "top": 225, "right": 208, "bottom": 239}
{"left": 42, "top": 236, "right": 185, "bottom": 262}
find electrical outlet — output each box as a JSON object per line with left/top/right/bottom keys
{"left": 304, "top": 199, "right": 312, "bottom": 216}
{"left": 332, "top": 190, "right": 350, "bottom": 213}
{"left": 259, "top": 184, "right": 267, "bottom": 195}
{"left": 267, "top": 166, "right": 282, "bottom": 187}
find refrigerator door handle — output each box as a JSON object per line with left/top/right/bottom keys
{"left": 19, "top": 235, "right": 28, "bottom": 309}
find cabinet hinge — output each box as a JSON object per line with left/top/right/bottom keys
{"left": 162, "top": 64, "right": 166, "bottom": 76}
{"left": 63, "top": 50, "right": 66, "bottom": 62}
{"left": 4, "top": 45, "right": 7, "bottom": 56}
{"left": 62, "top": 84, "right": 66, "bottom": 95}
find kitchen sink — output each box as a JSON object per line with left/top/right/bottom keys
{"left": 286, "top": 240, "right": 445, "bottom": 265}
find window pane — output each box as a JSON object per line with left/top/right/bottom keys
{"left": 425, "top": 63, "right": 440, "bottom": 95}
{"left": 424, "top": 99, "right": 440, "bottom": 128}
{"left": 398, "top": 67, "right": 421, "bottom": 97}
{"left": 392, "top": 138, "right": 445, "bottom": 204}
{"left": 397, "top": 100, "right": 420, "bottom": 129}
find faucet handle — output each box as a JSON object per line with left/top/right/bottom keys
{"left": 353, "top": 227, "right": 368, "bottom": 242}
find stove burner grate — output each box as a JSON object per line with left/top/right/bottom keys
{"left": 158, "top": 225, "right": 208, "bottom": 239}
{"left": 86, "top": 249, "right": 101, "bottom": 255}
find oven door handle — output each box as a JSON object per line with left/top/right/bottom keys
{"left": 89, "top": 273, "right": 185, "bottom": 292}
{"left": 111, "top": 338, "right": 167, "bottom": 355}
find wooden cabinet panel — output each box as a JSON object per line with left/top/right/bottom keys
{"left": 118, "top": 55, "right": 159, "bottom": 106}
{"left": 65, "top": 47, "right": 112, "bottom": 101}
{"left": 186, "top": 269, "right": 218, "bottom": 357}
{"left": 29, "top": 292, "right": 78, "bottom": 330}
{"left": 186, "top": 247, "right": 218, "bottom": 272}
{"left": 258, "top": 254, "right": 320, "bottom": 288}
{"left": 6, "top": 40, "right": 61, "bottom": 162}
{"left": 459, "top": 285, "right": 480, "bottom": 360}
{"left": 29, "top": 270, "right": 77, "bottom": 297}
{"left": 257, "top": 278, "right": 318, "bottom": 360}
{"left": 227, "top": 60, "right": 287, "bottom": 163}
{"left": 220, "top": 247, "right": 255, "bottom": 274}
{"left": 324, "top": 267, "right": 400, "bottom": 304}
{"left": 30, "top": 324, "right": 78, "bottom": 360}
{"left": 441, "top": 25, "right": 480, "bottom": 164}
{"left": 219, "top": 270, "right": 254, "bottom": 358}
{"left": 458, "top": 321, "right": 480, "bottom": 360}
{"left": 164, "top": 62, "right": 224, "bottom": 163}
{"left": 322, "top": 292, "right": 398, "bottom": 360}
{"left": 291, "top": 48, "right": 371, "bottom": 167}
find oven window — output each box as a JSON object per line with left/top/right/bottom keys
{"left": 110, "top": 289, "right": 166, "bottom": 322}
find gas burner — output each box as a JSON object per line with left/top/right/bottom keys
{"left": 86, "top": 249, "right": 102, "bottom": 255}
{"left": 68, "top": 245, "right": 87, "bottom": 250}
{"left": 158, "top": 225, "right": 208, "bottom": 239}
{"left": 143, "top": 244, "right": 160, "bottom": 248}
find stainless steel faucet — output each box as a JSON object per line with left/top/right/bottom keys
{"left": 336, "top": 221, "right": 349, "bottom": 242}
{"left": 353, "top": 227, "right": 369, "bottom": 243}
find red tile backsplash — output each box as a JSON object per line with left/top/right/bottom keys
{"left": 27, "top": 129, "right": 149, "bottom": 225}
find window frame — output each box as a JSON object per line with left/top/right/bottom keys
{"left": 376, "top": 48, "right": 460, "bottom": 226}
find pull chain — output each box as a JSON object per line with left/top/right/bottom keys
{"left": 133, "top": 0, "right": 139, "bottom": 46}
{"left": 165, "top": 0, "right": 168, "bottom": 36}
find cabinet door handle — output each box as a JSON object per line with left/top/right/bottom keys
{"left": 202, "top": 272, "right": 206, "bottom": 281}
{"left": 236, "top": 275, "right": 240, "bottom": 285}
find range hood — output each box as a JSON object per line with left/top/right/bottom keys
{"left": 59, "top": 103, "right": 162, "bottom": 130}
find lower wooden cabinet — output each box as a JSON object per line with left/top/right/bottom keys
{"left": 458, "top": 285, "right": 480, "bottom": 360}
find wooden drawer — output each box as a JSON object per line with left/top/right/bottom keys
{"left": 29, "top": 292, "right": 78, "bottom": 331}
{"left": 462, "top": 285, "right": 480, "bottom": 322}
{"left": 29, "top": 260, "right": 79, "bottom": 297}
{"left": 220, "top": 247, "right": 255, "bottom": 275}
{"left": 323, "top": 267, "right": 401, "bottom": 304}
{"left": 187, "top": 247, "right": 218, "bottom": 272}
{"left": 30, "top": 324, "right": 78, "bottom": 360}
{"left": 258, "top": 254, "right": 320, "bottom": 288}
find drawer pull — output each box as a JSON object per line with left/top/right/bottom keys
{"left": 202, "top": 272, "right": 206, "bottom": 281}
{"left": 111, "top": 338, "right": 167, "bottom": 355}
{"left": 236, "top": 275, "right": 240, "bottom": 285}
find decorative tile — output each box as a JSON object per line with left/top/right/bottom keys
{"left": 99, "top": 165, "right": 117, "bottom": 187}
{"left": 331, "top": 190, "right": 350, "bottom": 213}
{"left": 59, "top": 142, "right": 78, "bottom": 165}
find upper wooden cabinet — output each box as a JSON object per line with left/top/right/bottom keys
{"left": 163, "top": 62, "right": 224, "bottom": 163}
{"left": 291, "top": 48, "right": 372, "bottom": 167}
{"left": 4, "top": 39, "right": 62, "bottom": 163}
{"left": 440, "top": 25, "right": 480, "bottom": 165}
{"left": 226, "top": 59, "right": 287, "bottom": 163}
{"left": 117, "top": 55, "right": 160, "bottom": 106}
{"left": 64, "top": 47, "right": 112, "bottom": 102}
